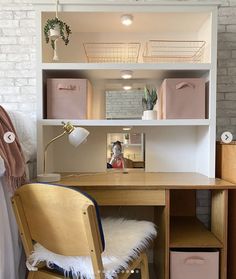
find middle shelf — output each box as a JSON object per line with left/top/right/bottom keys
{"left": 39, "top": 119, "right": 210, "bottom": 127}
{"left": 41, "top": 65, "right": 212, "bottom": 121}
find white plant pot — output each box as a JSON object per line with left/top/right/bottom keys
{"left": 142, "top": 110, "right": 157, "bottom": 120}
{"left": 49, "top": 25, "right": 60, "bottom": 40}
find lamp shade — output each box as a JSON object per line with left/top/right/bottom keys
{"left": 68, "top": 127, "right": 89, "bottom": 147}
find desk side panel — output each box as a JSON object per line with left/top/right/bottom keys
{"left": 154, "top": 190, "right": 170, "bottom": 279}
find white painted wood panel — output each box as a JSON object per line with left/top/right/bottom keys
{"left": 35, "top": 2, "right": 218, "bottom": 177}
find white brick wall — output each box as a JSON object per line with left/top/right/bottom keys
{"left": 0, "top": 0, "right": 36, "bottom": 117}
{"left": 106, "top": 90, "right": 143, "bottom": 119}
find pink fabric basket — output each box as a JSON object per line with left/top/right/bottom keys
{"left": 170, "top": 250, "right": 219, "bottom": 279}
{"left": 158, "top": 78, "right": 205, "bottom": 119}
{"left": 47, "top": 78, "right": 92, "bottom": 119}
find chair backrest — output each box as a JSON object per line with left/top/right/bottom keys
{"left": 12, "top": 183, "right": 104, "bottom": 259}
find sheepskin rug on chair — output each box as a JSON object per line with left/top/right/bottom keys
{"left": 27, "top": 218, "right": 157, "bottom": 279}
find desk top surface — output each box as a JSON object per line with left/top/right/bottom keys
{"left": 58, "top": 171, "right": 236, "bottom": 190}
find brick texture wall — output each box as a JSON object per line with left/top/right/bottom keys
{"left": 106, "top": 90, "right": 143, "bottom": 119}
{"left": 217, "top": 0, "right": 236, "bottom": 139}
{"left": 0, "top": 0, "right": 36, "bottom": 117}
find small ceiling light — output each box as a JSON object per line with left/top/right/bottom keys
{"left": 123, "top": 85, "right": 132, "bottom": 90}
{"left": 121, "top": 14, "right": 133, "bottom": 26}
{"left": 121, "top": 70, "right": 133, "bottom": 79}
{"left": 123, "top": 127, "right": 132, "bottom": 131}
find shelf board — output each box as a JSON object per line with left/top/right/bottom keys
{"left": 39, "top": 119, "right": 210, "bottom": 127}
{"left": 108, "top": 143, "right": 142, "bottom": 146}
{"left": 35, "top": 1, "right": 222, "bottom": 6}
{"left": 41, "top": 63, "right": 211, "bottom": 80}
{"left": 170, "top": 216, "right": 223, "bottom": 248}
{"left": 41, "top": 63, "right": 211, "bottom": 71}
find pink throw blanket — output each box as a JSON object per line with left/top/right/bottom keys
{"left": 0, "top": 106, "right": 26, "bottom": 192}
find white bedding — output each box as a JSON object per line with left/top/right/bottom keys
{"left": 0, "top": 160, "right": 24, "bottom": 279}
{"left": 0, "top": 110, "right": 36, "bottom": 279}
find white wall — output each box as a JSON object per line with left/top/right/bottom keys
{"left": 0, "top": 0, "right": 36, "bottom": 117}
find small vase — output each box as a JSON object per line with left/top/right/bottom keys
{"left": 142, "top": 110, "right": 157, "bottom": 120}
{"left": 49, "top": 24, "right": 60, "bottom": 40}
{"left": 53, "top": 39, "right": 59, "bottom": 61}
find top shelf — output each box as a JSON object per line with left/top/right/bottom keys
{"left": 41, "top": 10, "right": 213, "bottom": 64}
{"left": 34, "top": 1, "right": 222, "bottom": 7}
{"left": 41, "top": 63, "right": 212, "bottom": 70}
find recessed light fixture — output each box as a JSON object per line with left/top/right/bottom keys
{"left": 121, "top": 70, "right": 133, "bottom": 79}
{"left": 123, "top": 85, "right": 132, "bottom": 90}
{"left": 121, "top": 14, "right": 133, "bottom": 26}
{"left": 123, "top": 127, "right": 132, "bottom": 131}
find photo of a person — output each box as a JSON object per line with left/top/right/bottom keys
{"left": 109, "top": 141, "right": 124, "bottom": 168}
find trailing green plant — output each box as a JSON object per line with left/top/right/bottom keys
{"left": 44, "top": 17, "right": 72, "bottom": 50}
{"left": 142, "top": 86, "right": 157, "bottom": 110}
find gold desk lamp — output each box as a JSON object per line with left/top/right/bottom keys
{"left": 37, "top": 122, "right": 89, "bottom": 182}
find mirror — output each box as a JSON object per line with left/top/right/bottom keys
{"left": 107, "top": 133, "right": 145, "bottom": 169}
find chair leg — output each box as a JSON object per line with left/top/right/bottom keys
{"left": 140, "top": 253, "right": 149, "bottom": 279}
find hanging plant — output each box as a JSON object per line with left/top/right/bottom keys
{"left": 44, "top": 17, "right": 72, "bottom": 50}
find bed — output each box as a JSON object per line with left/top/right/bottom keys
{"left": 0, "top": 110, "right": 36, "bottom": 279}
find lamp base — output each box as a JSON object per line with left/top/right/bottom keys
{"left": 37, "top": 173, "right": 61, "bottom": 183}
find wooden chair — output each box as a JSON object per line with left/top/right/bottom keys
{"left": 12, "top": 183, "right": 154, "bottom": 279}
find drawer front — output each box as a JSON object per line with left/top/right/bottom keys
{"left": 86, "top": 190, "right": 166, "bottom": 206}
{"left": 170, "top": 251, "right": 219, "bottom": 279}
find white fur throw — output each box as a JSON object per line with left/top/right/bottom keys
{"left": 27, "top": 218, "right": 157, "bottom": 279}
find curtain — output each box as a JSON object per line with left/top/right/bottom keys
{"left": 0, "top": 157, "right": 25, "bottom": 279}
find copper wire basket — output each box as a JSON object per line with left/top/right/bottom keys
{"left": 143, "top": 40, "right": 206, "bottom": 63}
{"left": 84, "top": 42, "right": 140, "bottom": 63}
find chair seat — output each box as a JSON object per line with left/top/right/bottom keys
{"left": 27, "top": 218, "right": 157, "bottom": 279}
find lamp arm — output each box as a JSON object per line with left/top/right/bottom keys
{"left": 43, "top": 131, "right": 67, "bottom": 174}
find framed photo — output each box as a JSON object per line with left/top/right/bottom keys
{"left": 105, "top": 90, "right": 143, "bottom": 119}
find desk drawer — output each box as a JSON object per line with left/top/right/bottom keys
{"left": 86, "top": 190, "right": 166, "bottom": 206}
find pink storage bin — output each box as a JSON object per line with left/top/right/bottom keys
{"left": 170, "top": 250, "right": 219, "bottom": 279}
{"left": 158, "top": 78, "right": 205, "bottom": 119}
{"left": 47, "top": 78, "right": 92, "bottom": 119}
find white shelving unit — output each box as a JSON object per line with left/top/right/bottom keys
{"left": 34, "top": 1, "right": 218, "bottom": 177}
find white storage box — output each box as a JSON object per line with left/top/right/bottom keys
{"left": 170, "top": 250, "right": 219, "bottom": 279}
{"left": 47, "top": 78, "right": 92, "bottom": 119}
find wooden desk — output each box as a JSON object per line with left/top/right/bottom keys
{"left": 216, "top": 143, "right": 236, "bottom": 279}
{"left": 59, "top": 172, "right": 235, "bottom": 279}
